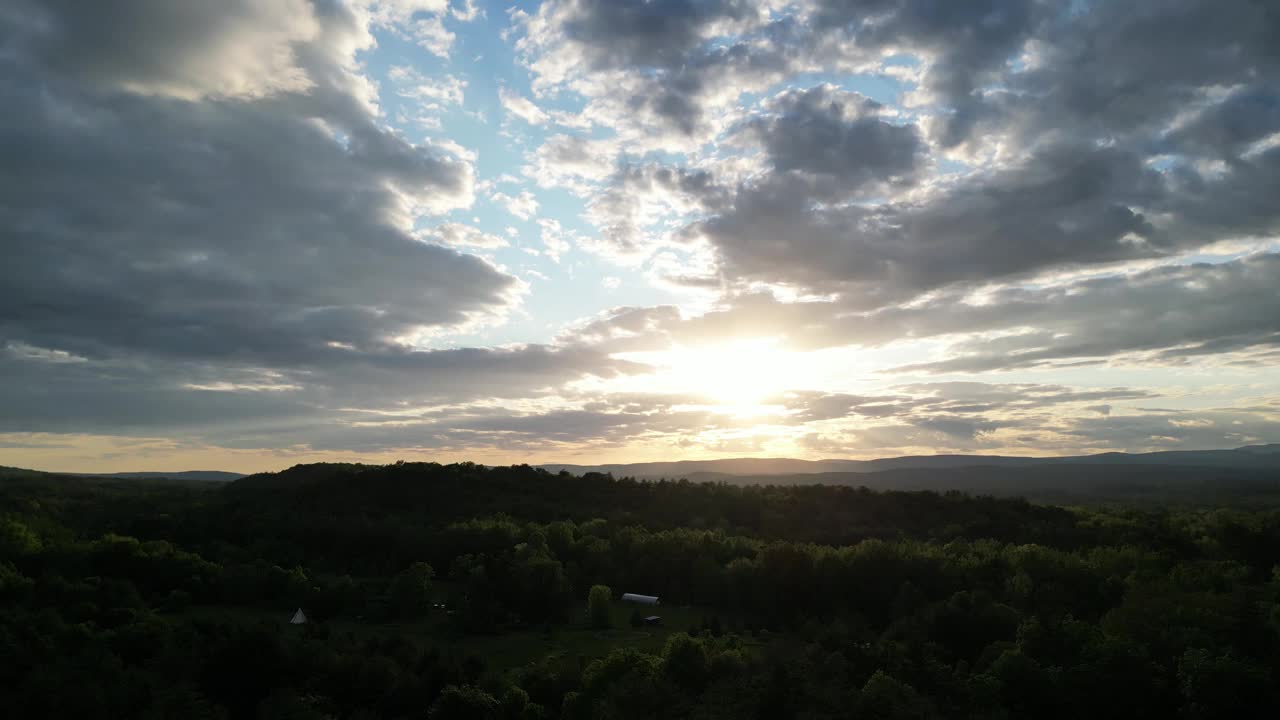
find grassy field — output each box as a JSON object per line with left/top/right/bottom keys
{"left": 442, "top": 600, "right": 718, "bottom": 668}
{"left": 175, "top": 599, "right": 759, "bottom": 671}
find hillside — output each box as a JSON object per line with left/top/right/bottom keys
{"left": 541, "top": 443, "right": 1280, "bottom": 479}
{"left": 702, "top": 463, "right": 1280, "bottom": 505}
{"left": 77, "top": 470, "right": 244, "bottom": 481}
{"left": 5, "top": 459, "right": 1280, "bottom": 719}
{"left": 0, "top": 465, "right": 242, "bottom": 482}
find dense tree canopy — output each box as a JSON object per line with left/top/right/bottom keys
{"left": 3, "top": 462, "right": 1280, "bottom": 718}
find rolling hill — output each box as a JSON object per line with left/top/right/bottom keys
{"left": 540, "top": 444, "right": 1280, "bottom": 478}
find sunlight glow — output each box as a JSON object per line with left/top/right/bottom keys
{"left": 637, "top": 338, "right": 795, "bottom": 406}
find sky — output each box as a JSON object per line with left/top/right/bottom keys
{"left": 2, "top": 0, "right": 1279, "bottom": 473}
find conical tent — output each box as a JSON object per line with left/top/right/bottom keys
{"left": 290, "top": 608, "right": 307, "bottom": 624}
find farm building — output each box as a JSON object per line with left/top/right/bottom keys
{"left": 621, "top": 593, "right": 659, "bottom": 605}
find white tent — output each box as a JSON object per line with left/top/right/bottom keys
{"left": 290, "top": 608, "right": 308, "bottom": 624}
{"left": 621, "top": 593, "right": 659, "bottom": 605}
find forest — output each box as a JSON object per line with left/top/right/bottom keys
{"left": 3, "top": 461, "right": 1280, "bottom": 719}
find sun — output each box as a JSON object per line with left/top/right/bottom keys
{"left": 649, "top": 339, "right": 794, "bottom": 407}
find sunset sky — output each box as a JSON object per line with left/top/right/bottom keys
{"left": 3, "top": 0, "right": 1279, "bottom": 473}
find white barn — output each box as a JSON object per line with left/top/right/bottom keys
{"left": 621, "top": 593, "right": 659, "bottom": 605}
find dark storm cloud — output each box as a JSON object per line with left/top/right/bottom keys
{"left": 0, "top": 81, "right": 501, "bottom": 363}
{"left": 779, "top": 392, "right": 920, "bottom": 422}
{"left": 0, "top": 0, "right": 653, "bottom": 444}
{"left": 522, "top": 0, "right": 794, "bottom": 138}
{"left": 4, "top": 0, "right": 322, "bottom": 100}
{"left": 1161, "top": 89, "right": 1280, "bottom": 158}
{"left": 807, "top": 405, "right": 1280, "bottom": 456}
{"left": 1, "top": 0, "right": 504, "bottom": 366}
{"left": 694, "top": 140, "right": 1164, "bottom": 302}
{"left": 5, "top": 0, "right": 1280, "bottom": 458}
{"left": 887, "top": 254, "right": 1280, "bottom": 373}
{"left": 0, "top": 353, "right": 315, "bottom": 434}
{"left": 806, "top": 1, "right": 1279, "bottom": 153}
{"left": 997, "top": 1, "right": 1280, "bottom": 150}
{"left": 778, "top": 384, "right": 1159, "bottom": 424}
{"left": 1055, "top": 410, "right": 1280, "bottom": 452}
{"left": 558, "top": 0, "right": 759, "bottom": 71}
{"left": 0, "top": 342, "right": 647, "bottom": 437}
{"left": 582, "top": 164, "right": 730, "bottom": 258}
{"left": 791, "top": 382, "right": 1280, "bottom": 456}
{"left": 212, "top": 392, "right": 738, "bottom": 453}
{"left": 745, "top": 85, "right": 923, "bottom": 193}
{"left": 526, "top": 0, "right": 1280, "bottom": 324}
{"left": 566, "top": 253, "right": 1280, "bottom": 374}
{"left": 809, "top": 0, "right": 1048, "bottom": 148}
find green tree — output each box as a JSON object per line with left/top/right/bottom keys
{"left": 1178, "top": 649, "right": 1276, "bottom": 720}
{"left": 0, "top": 516, "right": 41, "bottom": 558}
{"left": 661, "top": 632, "right": 709, "bottom": 690}
{"left": 859, "top": 670, "right": 933, "bottom": 720}
{"left": 388, "top": 561, "right": 434, "bottom": 618}
{"left": 500, "top": 686, "right": 530, "bottom": 720}
{"left": 0, "top": 561, "right": 33, "bottom": 600}
{"left": 429, "top": 685, "right": 500, "bottom": 720}
{"left": 588, "top": 584, "right": 612, "bottom": 629}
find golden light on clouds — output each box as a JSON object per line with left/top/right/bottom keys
{"left": 643, "top": 339, "right": 794, "bottom": 406}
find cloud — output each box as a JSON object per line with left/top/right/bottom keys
{"left": 885, "top": 254, "right": 1280, "bottom": 373}
{"left": 789, "top": 382, "right": 1280, "bottom": 457}
{"left": 687, "top": 139, "right": 1164, "bottom": 304}
{"left": 499, "top": 86, "right": 550, "bottom": 125}
{"left": 389, "top": 65, "right": 466, "bottom": 106}
{"left": 0, "top": 0, "right": 648, "bottom": 447}
{"left": 0, "top": 81, "right": 500, "bottom": 363}
{"left": 516, "top": 0, "right": 791, "bottom": 145}
{"left": 581, "top": 164, "right": 725, "bottom": 260}
{"left": 451, "top": 0, "right": 480, "bottom": 22}
{"left": 561, "top": 250, "right": 1280, "bottom": 375}
{"left": 743, "top": 84, "right": 924, "bottom": 194}
{"left": 0, "top": 342, "right": 650, "bottom": 440}
{"left": 493, "top": 190, "right": 540, "bottom": 220}
{"left": 518, "top": 0, "right": 1280, "bottom": 317}
{"left": 5, "top": 0, "right": 1280, "bottom": 461}
{"left": 528, "top": 134, "right": 619, "bottom": 191}
{"left": 778, "top": 383, "right": 1160, "bottom": 424}
{"left": 6, "top": 0, "right": 326, "bottom": 101}
{"left": 364, "top": 0, "right": 450, "bottom": 24}
{"left": 422, "top": 223, "right": 509, "bottom": 249}
{"left": 808, "top": 0, "right": 1048, "bottom": 149}
{"left": 537, "top": 219, "right": 574, "bottom": 261}
{"left": 405, "top": 13, "right": 454, "bottom": 57}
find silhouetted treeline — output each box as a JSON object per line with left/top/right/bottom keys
{"left": 217, "top": 462, "right": 1090, "bottom": 557}
{"left": 3, "top": 462, "right": 1280, "bottom": 718}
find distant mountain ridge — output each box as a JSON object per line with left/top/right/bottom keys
{"left": 0, "top": 466, "right": 243, "bottom": 482}
{"left": 79, "top": 470, "right": 245, "bottom": 481}
{"left": 540, "top": 444, "right": 1280, "bottom": 479}
{"left": 6, "top": 444, "right": 1279, "bottom": 491}
{"left": 676, "top": 464, "right": 1280, "bottom": 504}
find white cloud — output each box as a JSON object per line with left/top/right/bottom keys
{"left": 408, "top": 14, "right": 455, "bottom": 57}
{"left": 538, "top": 218, "right": 574, "bottom": 261}
{"left": 493, "top": 190, "right": 540, "bottom": 220}
{"left": 21, "top": 0, "right": 330, "bottom": 101}
{"left": 421, "top": 223, "right": 510, "bottom": 249}
{"left": 389, "top": 66, "right": 466, "bottom": 105}
{"left": 364, "top": 0, "right": 450, "bottom": 24}
{"left": 499, "top": 86, "right": 550, "bottom": 125}
{"left": 451, "top": 0, "right": 481, "bottom": 22}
